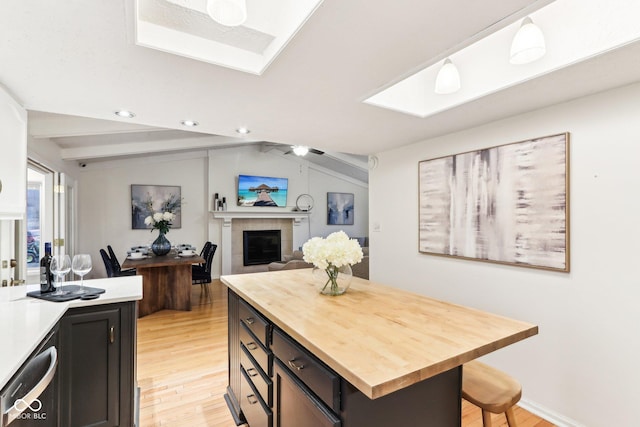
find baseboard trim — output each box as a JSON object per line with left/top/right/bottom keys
{"left": 519, "top": 398, "right": 587, "bottom": 427}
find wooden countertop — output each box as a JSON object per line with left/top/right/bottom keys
{"left": 221, "top": 269, "right": 538, "bottom": 400}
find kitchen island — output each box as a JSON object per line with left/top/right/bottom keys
{"left": 221, "top": 269, "right": 538, "bottom": 427}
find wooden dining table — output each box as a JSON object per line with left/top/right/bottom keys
{"left": 122, "top": 251, "right": 205, "bottom": 317}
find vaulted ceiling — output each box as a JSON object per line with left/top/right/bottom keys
{"left": 2, "top": 0, "right": 640, "bottom": 169}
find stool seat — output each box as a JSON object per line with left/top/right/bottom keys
{"left": 462, "top": 360, "right": 522, "bottom": 427}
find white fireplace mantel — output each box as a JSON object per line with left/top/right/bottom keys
{"left": 211, "top": 210, "right": 310, "bottom": 227}
{"left": 211, "top": 210, "right": 311, "bottom": 275}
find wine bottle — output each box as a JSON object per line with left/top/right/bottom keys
{"left": 40, "top": 242, "right": 54, "bottom": 293}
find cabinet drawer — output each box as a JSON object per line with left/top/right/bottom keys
{"left": 241, "top": 367, "right": 273, "bottom": 427}
{"left": 271, "top": 328, "right": 340, "bottom": 413}
{"left": 239, "top": 299, "right": 270, "bottom": 347}
{"left": 241, "top": 343, "right": 273, "bottom": 407}
{"left": 240, "top": 322, "right": 272, "bottom": 376}
{"left": 274, "top": 359, "right": 341, "bottom": 427}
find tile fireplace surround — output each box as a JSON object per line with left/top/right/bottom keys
{"left": 211, "top": 211, "right": 310, "bottom": 275}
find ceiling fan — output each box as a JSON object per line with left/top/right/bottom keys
{"left": 284, "top": 145, "right": 325, "bottom": 156}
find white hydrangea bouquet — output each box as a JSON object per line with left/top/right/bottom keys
{"left": 143, "top": 194, "right": 181, "bottom": 235}
{"left": 302, "top": 231, "right": 363, "bottom": 295}
{"left": 144, "top": 211, "right": 176, "bottom": 234}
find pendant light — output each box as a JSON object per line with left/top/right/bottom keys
{"left": 207, "top": 0, "right": 247, "bottom": 27}
{"left": 434, "top": 58, "right": 460, "bottom": 94}
{"left": 510, "top": 17, "right": 546, "bottom": 65}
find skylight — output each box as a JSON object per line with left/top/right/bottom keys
{"left": 364, "top": 0, "right": 640, "bottom": 118}
{"left": 135, "top": 0, "right": 324, "bottom": 75}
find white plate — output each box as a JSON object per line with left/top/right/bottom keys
{"left": 178, "top": 253, "right": 196, "bottom": 257}
{"left": 127, "top": 255, "right": 147, "bottom": 260}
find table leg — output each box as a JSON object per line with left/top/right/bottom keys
{"left": 164, "top": 264, "right": 192, "bottom": 311}
{"left": 138, "top": 268, "right": 166, "bottom": 317}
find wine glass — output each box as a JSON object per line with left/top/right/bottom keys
{"left": 50, "top": 254, "right": 72, "bottom": 295}
{"left": 72, "top": 254, "right": 92, "bottom": 294}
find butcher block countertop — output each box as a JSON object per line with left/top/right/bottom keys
{"left": 221, "top": 269, "right": 538, "bottom": 400}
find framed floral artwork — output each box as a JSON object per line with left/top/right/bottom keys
{"left": 131, "top": 185, "right": 182, "bottom": 230}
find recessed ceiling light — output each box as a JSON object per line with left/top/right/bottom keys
{"left": 236, "top": 127, "right": 250, "bottom": 135}
{"left": 181, "top": 120, "right": 199, "bottom": 127}
{"left": 115, "top": 110, "right": 136, "bottom": 118}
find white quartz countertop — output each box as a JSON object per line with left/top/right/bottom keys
{"left": 0, "top": 276, "right": 142, "bottom": 390}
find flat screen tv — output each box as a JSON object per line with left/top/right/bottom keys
{"left": 237, "top": 174, "right": 288, "bottom": 207}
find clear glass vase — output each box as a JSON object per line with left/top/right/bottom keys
{"left": 313, "top": 264, "right": 353, "bottom": 296}
{"left": 151, "top": 231, "right": 171, "bottom": 256}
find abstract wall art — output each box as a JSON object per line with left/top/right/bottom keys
{"left": 327, "top": 192, "right": 354, "bottom": 225}
{"left": 418, "top": 133, "right": 569, "bottom": 272}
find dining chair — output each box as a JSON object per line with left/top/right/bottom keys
{"left": 192, "top": 243, "right": 217, "bottom": 302}
{"left": 107, "top": 245, "right": 136, "bottom": 277}
{"left": 197, "top": 242, "right": 213, "bottom": 269}
{"left": 100, "top": 249, "right": 115, "bottom": 278}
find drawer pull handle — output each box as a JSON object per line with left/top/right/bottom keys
{"left": 247, "top": 394, "right": 258, "bottom": 405}
{"left": 109, "top": 326, "right": 115, "bottom": 344}
{"left": 246, "top": 342, "right": 258, "bottom": 350}
{"left": 245, "top": 317, "right": 255, "bottom": 325}
{"left": 288, "top": 359, "right": 304, "bottom": 371}
{"left": 247, "top": 368, "right": 259, "bottom": 377}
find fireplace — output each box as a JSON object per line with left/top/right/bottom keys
{"left": 243, "top": 230, "right": 282, "bottom": 266}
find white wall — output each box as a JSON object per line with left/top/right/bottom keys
{"left": 77, "top": 152, "right": 209, "bottom": 278}
{"left": 308, "top": 167, "right": 369, "bottom": 242}
{"left": 208, "top": 146, "right": 369, "bottom": 277}
{"left": 74, "top": 145, "right": 368, "bottom": 279}
{"left": 369, "top": 82, "right": 640, "bottom": 427}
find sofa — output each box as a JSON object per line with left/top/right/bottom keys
{"left": 267, "top": 250, "right": 313, "bottom": 271}
{"left": 268, "top": 247, "right": 369, "bottom": 280}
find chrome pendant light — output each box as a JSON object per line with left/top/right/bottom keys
{"left": 207, "top": 0, "right": 247, "bottom": 27}
{"left": 434, "top": 58, "right": 461, "bottom": 94}
{"left": 510, "top": 17, "right": 546, "bottom": 65}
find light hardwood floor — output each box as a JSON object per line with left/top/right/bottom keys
{"left": 137, "top": 280, "right": 554, "bottom": 427}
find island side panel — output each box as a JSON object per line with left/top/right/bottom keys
{"left": 225, "top": 289, "right": 244, "bottom": 425}
{"left": 341, "top": 367, "right": 461, "bottom": 427}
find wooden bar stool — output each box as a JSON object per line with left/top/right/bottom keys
{"left": 462, "top": 360, "right": 522, "bottom": 427}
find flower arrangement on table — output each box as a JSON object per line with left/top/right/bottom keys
{"left": 302, "top": 231, "right": 363, "bottom": 296}
{"left": 144, "top": 211, "right": 176, "bottom": 234}
{"left": 143, "top": 194, "right": 181, "bottom": 234}
{"left": 143, "top": 194, "right": 182, "bottom": 255}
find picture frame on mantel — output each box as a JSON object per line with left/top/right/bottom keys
{"left": 131, "top": 184, "right": 182, "bottom": 230}
{"left": 418, "top": 133, "right": 570, "bottom": 272}
{"left": 327, "top": 192, "right": 354, "bottom": 225}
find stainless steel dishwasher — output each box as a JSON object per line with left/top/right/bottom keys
{"left": 1, "top": 327, "right": 58, "bottom": 427}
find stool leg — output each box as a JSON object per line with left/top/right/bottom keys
{"left": 505, "top": 407, "right": 518, "bottom": 427}
{"left": 482, "top": 410, "right": 493, "bottom": 427}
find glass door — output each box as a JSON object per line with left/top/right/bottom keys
{"left": 54, "top": 172, "right": 77, "bottom": 258}
{"left": 25, "top": 161, "right": 55, "bottom": 285}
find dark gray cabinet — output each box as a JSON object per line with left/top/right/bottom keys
{"left": 226, "top": 290, "right": 337, "bottom": 427}
{"left": 225, "top": 290, "right": 461, "bottom": 427}
{"left": 59, "top": 302, "right": 136, "bottom": 427}
{"left": 273, "top": 359, "right": 340, "bottom": 427}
